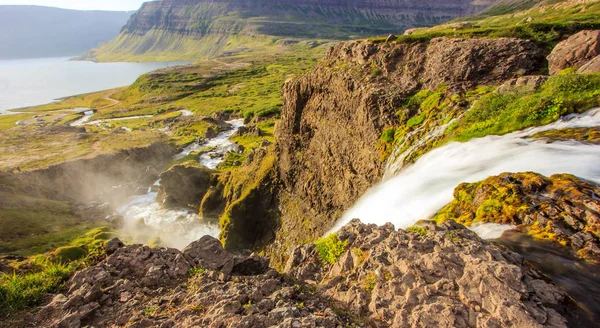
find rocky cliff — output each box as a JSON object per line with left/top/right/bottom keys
{"left": 18, "top": 220, "right": 588, "bottom": 328}
{"left": 82, "top": 0, "right": 500, "bottom": 61}
{"left": 267, "top": 36, "right": 545, "bottom": 265}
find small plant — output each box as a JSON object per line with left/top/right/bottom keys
{"left": 243, "top": 300, "right": 253, "bottom": 309}
{"left": 189, "top": 304, "right": 205, "bottom": 314}
{"left": 143, "top": 305, "right": 159, "bottom": 317}
{"left": 296, "top": 302, "right": 305, "bottom": 308}
{"left": 189, "top": 266, "right": 206, "bottom": 277}
{"left": 407, "top": 225, "right": 428, "bottom": 236}
{"left": 364, "top": 273, "right": 377, "bottom": 292}
{"left": 315, "top": 234, "right": 348, "bottom": 264}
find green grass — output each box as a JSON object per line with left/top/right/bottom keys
{"left": 0, "top": 227, "right": 113, "bottom": 317}
{"left": 446, "top": 73, "right": 600, "bottom": 142}
{"left": 387, "top": 1, "right": 600, "bottom": 51}
{"left": 0, "top": 261, "right": 75, "bottom": 316}
{"left": 406, "top": 226, "right": 428, "bottom": 236}
{"left": 314, "top": 233, "right": 348, "bottom": 264}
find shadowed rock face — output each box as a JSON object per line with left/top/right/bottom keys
{"left": 270, "top": 37, "right": 545, "bottom": 266}
{"left": 157, "top": 164, "right": 215, "bottom": 209}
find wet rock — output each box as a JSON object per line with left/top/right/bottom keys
{"left": 548, "top": 30, "right": 600, "bottom": 74}
{"left": 156, "top": 163, "right": 215, "bottom": 210}
{"left": 233, "top": 125, "right": 261, "bottom": 138}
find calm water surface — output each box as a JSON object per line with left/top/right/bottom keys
{"left": 0, "top": 57, "right": 188, "bottom": 113}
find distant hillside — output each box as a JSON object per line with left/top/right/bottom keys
{"left": 0, "top": 6, "right": 131, "bottom": 60}
{"left": 81, "top": 0, "right": 501, "bottom": 62}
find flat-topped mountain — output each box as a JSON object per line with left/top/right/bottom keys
{"left": 82, "top": 0, "right": 500, "bottom": 61}
{"left": 0, "top": 6, "right": 131, "bottom": 60}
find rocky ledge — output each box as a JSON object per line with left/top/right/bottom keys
{"left": 21, "top": 220, "right": 584, "bottom": 328}
{"left": 435, "top": 172, "right": 600, "bottom": 261}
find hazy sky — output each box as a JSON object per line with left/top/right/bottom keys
{"left": 0, "top": 0, "right": 153, "bottom": 11}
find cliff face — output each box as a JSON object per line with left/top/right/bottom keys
{"left": 84, "top": 0, "right": 498, "bottom": 61}
{"left": 268, "top": 37, "right": 545, "bottom": 265}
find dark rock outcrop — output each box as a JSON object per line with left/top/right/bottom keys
{"left": 285, "top": 220, "right": 577, "bottom": 327}
{"left": 271, "top": 37, "right": 545, "bottom": 266}
{"left": 548, "top": 30, "right": 600, "bottom": 74}
{"left": 157, "top": 163, "right": 215, "bottom": 209}
{"left": 434, "top": 172, "right": 600, "bottom": 260}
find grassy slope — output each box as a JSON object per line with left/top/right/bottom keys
{"left": 380, "top": 0, "right": 600, "bottom": 51}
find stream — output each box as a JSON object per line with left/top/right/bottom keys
{"left": 115, "top": 119, "right": 244, "bottom": 249}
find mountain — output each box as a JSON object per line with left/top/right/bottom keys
{"left": 81, "top": 0, "right": 500, "bottom": 62}
{"left": 0, "top": 6, "right": 131, "bottom": 60}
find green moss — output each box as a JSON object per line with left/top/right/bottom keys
{"left": 314, "top": 233, "right": 348, "bottom": 264}
{"left": 363, "top": 273, "right": 377, "bottom": 292}
{"left": 447, "top": 73, "right": 600, "bottom": 142}
{"left": 406, "top": 226, "right": 428, "bottom": 236}
{"left": 407, "top": 112, "right": 426, "bottom": 128}
{"left": 51, "top": 246, "right": 87, "bottom": 263}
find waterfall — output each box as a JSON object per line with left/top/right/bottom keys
{"left": 332, "top": 108, "right": 600, "bottom": 233}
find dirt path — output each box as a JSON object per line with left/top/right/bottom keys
{"left": 97, "top": 91, "right": 121, "bottom": 110}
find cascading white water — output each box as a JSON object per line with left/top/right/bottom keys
{"left": 117, "top": 119, "right": 245, "bottom": 248}
{"left": 332, "top": 108, "right": 600, "bottom": 235}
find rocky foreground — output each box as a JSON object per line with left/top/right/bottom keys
{"left": 20, "top": 220, "right": 583, "bottom": 328}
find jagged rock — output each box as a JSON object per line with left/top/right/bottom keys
{"left": 105, "top": 238, "right": 125, "bottom": 255}
{"left": 233, "top": 125, "right": 261, "bottom": 138}
{"left": 156, "top": 163, "right": 215, "bottom": 209}
{"left": 286, "top": 220, "right": 575, "bottom": 327}
{"left": 182, "top": 235, "right": 234, "bottom": 274}
{"left": 578, "top": 54, "right": 600, "bottom": 73}
{"left": 548, "top": 30, "right": 600, "bottom": 74}
{"left": 29, "top": 236, "right": 353, "bottom": 328}
{"left": 498, "top": 75, "right": 549, "bottom": 93}
{"left": 435, "top": 172, "right": 600, "bottom": 260}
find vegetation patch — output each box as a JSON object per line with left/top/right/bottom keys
{"left": 314, "top": 234, "right": 348, "bottom": 264}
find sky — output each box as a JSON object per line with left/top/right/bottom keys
{"left": 0, "top": 0, "right": 153, "bottom": 11}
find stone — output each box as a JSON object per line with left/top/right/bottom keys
{"left": 497, "top": 75, "right": 549, "bottom": 93}
{"left": 548, "top": 30, "right": 600, "bottom": 74}
{"left": 105, "top": 238, "right": 125, "bottom": 255}
{"left": 578, "top": 54, "right": 600, "bottom": 74}
{"left": 182, "top": 235, "right": 234, "bottom": 274}
{"left": 156, "top": 164, "right": 215, "bottom": 209}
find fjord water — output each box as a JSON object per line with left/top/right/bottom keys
{"left": 0, "top": 57, "right": 187, "bottom": 113}
{"left": 336, "top": 108, "right": 600, "bottom": 231}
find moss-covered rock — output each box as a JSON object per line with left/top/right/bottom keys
{"left": 51, "top": 246, "right": 88, "bottom": 263}
{"left": 434, "top": 172, "right": 600, "bottom": 261}
{"left": 218, "top": 148, "right": 280, "bottom": 251}
{"left": 157, "top": 161, "right": 216, "bottom": 209}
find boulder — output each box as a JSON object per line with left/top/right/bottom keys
{"left": 156, "top": 163, "right": 215, "bottom": 209}
{"left": 578, "top": 54, "right": 600, "bottom": 74}
{"left": 182, "top": 235, "right": 234, "bottom": 274}
{"left": 105, "top": 238, "right": 124, "bottom": 255}
{"left": 548, "top": 30, "right": 600, "bottom": 74}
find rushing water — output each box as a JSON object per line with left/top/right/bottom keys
{"left": 116, "top": 119, "right": 244, "bottom": 249}
{"left": 0, "top": 57, "right": 188, "bottom": 113}
{"left": 334, "top": 108, "right": 600, "bottom": 232}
